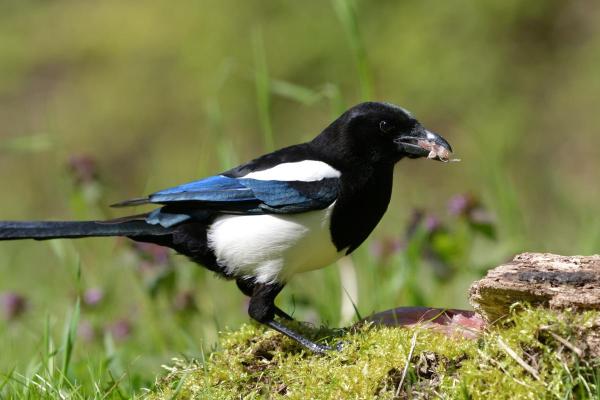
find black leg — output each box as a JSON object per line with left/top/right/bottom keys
{"left": 237, "top": 278, "right": 293, "bottom": 320}
{"left": 265, "top": 319, "right": 335, "bottom": 354}
{"left": 247, "top": 282, "right": 335, "bottom": 354}
{"left": 235, "top": 277, "right": 256, "bottom": 297}
{"left": 274, "top": 306, "right": 294, "bottom": 321}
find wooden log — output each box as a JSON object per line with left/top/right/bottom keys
{"left": 364, "top": 307, "right": 485, "bottom": 339}
{"left": 469, "top": 252, "right": 600, "bottom": 322}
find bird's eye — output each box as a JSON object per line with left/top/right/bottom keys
{"left": 379, "top": 120, "right": 392, "bottom": 133}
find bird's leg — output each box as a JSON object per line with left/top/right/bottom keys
{"left": 274, "top": 306, "right": 294, "bottom": 321}
{"left": 247, "top": 282, "right": 334, "bottom": 354}
{"left": 236, "top": 278, "right": 293, "bottom": 321}
{"left": 265, "top": 319, "right": 337, "bottom": 354}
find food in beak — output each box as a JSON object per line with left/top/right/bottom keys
{"left": 417, "top": 139, "right": 460, "bottom": 162}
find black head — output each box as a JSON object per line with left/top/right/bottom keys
{"left": 311, "top": 102, "right": 452, "bottom": 166}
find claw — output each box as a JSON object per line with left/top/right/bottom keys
{"left": 333, "top": 341, "right": 346, "bottom": 351}
{"left": 308, "top": 340, "right": 345, "bottom": 354}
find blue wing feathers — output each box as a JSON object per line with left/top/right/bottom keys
{"left": 142, "top": 174, "right": 338, "bottom": 228}
{"left": 150, "top": 176, "right": 256, "bottom": 203}
{"left": 152, "top": 175, "right": 244, "bottom": 194}
{"left": 148, "top": 175, "right": 338, "bottom": 212}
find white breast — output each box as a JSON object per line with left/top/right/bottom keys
{"left": 207, "top": 202, "right": 343, "bottom": 284}
{"left": 241, "top": 160, "right": 341, "bottom": 182}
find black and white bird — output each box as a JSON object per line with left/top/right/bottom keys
{"left": 0, "top": 102, "right": 453, "bottom": 353}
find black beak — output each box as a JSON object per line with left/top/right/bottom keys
{"left": 394, "top": 125, "right": 453, "bottom": 161}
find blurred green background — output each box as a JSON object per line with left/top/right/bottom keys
{"left": 1, "top": 0, "right": 599, "bottom": 395}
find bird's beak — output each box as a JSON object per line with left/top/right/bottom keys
{"left": 394, "top": 126, "right": 453, "bottom": 162}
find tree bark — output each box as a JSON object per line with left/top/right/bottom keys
{"left": 469, "top": 252, "right": 600, "bottom": 322}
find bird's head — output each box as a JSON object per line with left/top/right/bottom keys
{"left": 313, "top": 102, "right": 454, "bottom": 166}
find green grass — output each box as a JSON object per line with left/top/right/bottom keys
{"left": 148, "top": 307, "right": 600, "bottom": 399}
{"left": 1, "top": 0, "right": 600, "bottom": 398}
{"left": 333, "top": 0, "right": 373, "bottom": 100}
{"left": 252, "top": 28, "right": 275, "bottom": 152}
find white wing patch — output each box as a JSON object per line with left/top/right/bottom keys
{"left": 241, "top": 160, "right": 341, "bottom": 182}
{"left": 207, "top": 202, "right": 343, "bottom": 284}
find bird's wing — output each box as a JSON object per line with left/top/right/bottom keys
{"left": 113, "top": 174, "right": 339, "bottom": 215}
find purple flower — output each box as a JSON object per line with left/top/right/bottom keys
{"left": 405, "top": 209, "right": 443, "bottom": 238}
{"left": 405, "top": 209, "right": 425, "bottom": 239}
{"left": 83, "top": 287, "right": 104, "bottom": 307}
{"left": 448, "top": 194, "right": 496, "bottom": 238}
{"left": 447, "top": 194, "right": 476, "bottom": 216}
{"left": 131, "top": 242, "right": 170, "bottom": 265}
{"left": 469, "top": 208, "right": 495, "bottom": 225}
{"left": 424, "top": 215, "right": 442, "bottom": 233}
{"left": 370, "top": 237, "right": 403, "bottom": 261}
{"left": 106, "top": 318, "right": 133, "bottom": 341}
{"left": 67, "top": 154, "right": 98, "bottom": 185}
{"left": 172, "top": 290, "right": 197, "bottom": 312}
{"left": 78, "top": 319, "right": 97, "bottom": 342}
{"left": 0, "top": 292, "right": 27, "bottom": 320}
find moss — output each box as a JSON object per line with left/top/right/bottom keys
{"left": 150, "top": 307, "right": 600, "bottom": 399}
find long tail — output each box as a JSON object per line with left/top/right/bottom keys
{"left": 0, "top": 217, "right": 172, "bottom": 241}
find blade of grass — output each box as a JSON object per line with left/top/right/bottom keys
{"left": 338, "top": 257, "right": 360, "bottom": 324}
{"left": 323, "top": 82, "right": 346, "bottom": 117}
{"left": 0, "top": 366, "right": 16, "bottom": 393}
{"left": 497, "top": 337, "right": 541, "bottom": 381}
{"left": 206, "top": 98, "right": 238, "bottom": 169}
{"left": 102, "top": 369, "right": 128, "bottom": 400}
{"left": 43, "top": 314, "right": 55, "bottom": 377}
{"left": 205, "top": 59, "right": 238, "bottom": 170}
{"left": 342, "top": 286, "right": 362, "bottom": 321}
{"left": 167, "top": 370, "right": 191, "bottom": 400}
{"left": 271, "top": 79, "right": 322, "bottom": 105}
{"left": 460, "top": 380, "right": 472, "bottom": 400}
{"left": 594, "top": 366, "right": 600, "bottom": 400}
{"left": 0, "top": 133, "right": 54, "bottom": 154}
{"left": 395, "top": 331, "right": 417, "bottom": 397}
{"left": 252, "top": 28, "right": 275, "bottom": 151}
{"left": 60, "top": 298, "right": 80, "bottom": 387}
{"left": 332, "top": 0, "right": 373, "bottom": 100}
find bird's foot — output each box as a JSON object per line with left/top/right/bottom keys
{"left": 333, "top": 340, "right": 346, "bottom": 351}
{"left": 265, "top": 319, "right": 346, "bottom": 355}
{"left": 304, "top": 340, "right": 344, "bottom": 354}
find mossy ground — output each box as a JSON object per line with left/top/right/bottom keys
{"left": 149, "top": 307, "right": 600, "bottom": 399}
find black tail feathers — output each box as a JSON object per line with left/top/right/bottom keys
{"left": 0, "top": 216, "right": 172, "bottom": 241}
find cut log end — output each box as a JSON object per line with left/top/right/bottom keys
{"left": 469, "top": 252, "right": 600, "bottom": 322}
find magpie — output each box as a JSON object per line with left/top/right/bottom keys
{"left": 0, "top": 102, "right": 453, "bottom": 353}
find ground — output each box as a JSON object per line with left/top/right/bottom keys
{"left": 149, "top": 306, "right": 600, "bottom": 399}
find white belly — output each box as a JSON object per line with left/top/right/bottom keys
{"left": 207, "top": 202, "right": 343, "bottom": 284}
